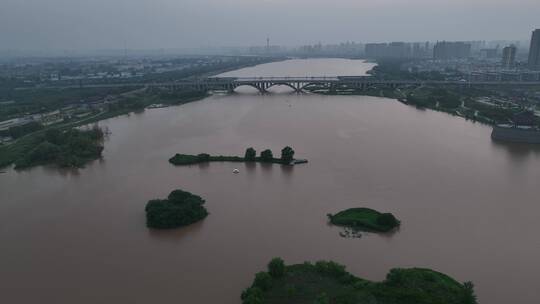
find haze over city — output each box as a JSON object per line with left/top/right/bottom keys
{"left": 2, "top": 1, "right": 540, "bottom": 304}
{"left": 1, "top": 0, "right": 539, "bottom": 51}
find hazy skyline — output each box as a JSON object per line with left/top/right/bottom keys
{"left": 1, "top": 0, "right": 539, "bottom": 51}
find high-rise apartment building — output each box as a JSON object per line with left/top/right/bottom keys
{"left": 433, "top": 41, "right": 471, "bottom": 60}
{"left": 502, "top": 45, "right": 517, "bottom": 68}
{"left": 528, "top": 29, "right": 540, "bottom": 70}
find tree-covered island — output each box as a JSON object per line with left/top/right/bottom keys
{"left": 169, "top": 146, "right": 307, "bottom": 166}
{"left": 145, "top": 189, "right": 208, "bottom": 229}
{"left": 241, "top": 258, "right": 477, "bottom": 304}
{"left": 328, "top": 208, "right": 400, "bottom": 233}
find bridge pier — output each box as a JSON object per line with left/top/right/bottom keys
{"left": 329, "top": 84, "right": 337, "bottom": 94}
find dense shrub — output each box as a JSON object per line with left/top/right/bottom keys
{"left": 462, "top": 281, "right": 477, "bottom": 304}
{"left": 145, "top": 189, "right": 208, "bottom": 229}
{"left": 315, "top": 261, "right": 347, "bottom": 277}
{"left": 2, "top": 121, "right": 44, "bottom": 139}
{"left": 376, "top": 213, "right": 400, "bottom": 228}
{"left": 241, "top": 287, "right": 263, "bottom": 304}
{"left": 268, "top": 257, "right": 285, "bottom": 278}
{"left": 197, "top": 153, "right": 210, "bottom": 162}
{"left": 280, "top": 146, "right": 295, "bottom": 163}
{"left": 260, "top": 149, "right": 273, "bottom": 162}
{"left": 253, "top": 272, "right": 272, "bottom": 291}
{"left": 244, "top": 147, "right": 256, "bottom": 161}
{"left": 14, "top": 126, "right": 104, "bottom": 169}
{"left": 169, "top": 147, "right": 303, "bottom": 166}
{"left": 328, "top": 208, "right": 400, "bottom": 232}
{"left": 241, "top": 258, "right": 477, "bottom": 304}
{"left": 385, "top": 269, "right": 405, "bottom": 286}
{"left": 32, "top": 141, "right": 61, "bottom": 160}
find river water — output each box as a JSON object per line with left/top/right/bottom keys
{"left": 1, "top": 59, "right": 540, "bottom": 304}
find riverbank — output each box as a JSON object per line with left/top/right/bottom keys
{"left": 1, "top": 126, "right": 105, "bottom": 169}
{"left": 242, "top": 259, "right": 477, "bottom": 304}
{"left": 0, "top": 90, "right": 209, "bottom": 169}
{"left": 0, "top": 56, "right": 282, "bottom": 170}
{"left": 491, "top": 124, "right": 540, "bottom": 144}
{"left": 360, "top": 59, "right": 538, "bottom": 126}
{"left": 305, "top": 85, "right": 531, "bottom": 126}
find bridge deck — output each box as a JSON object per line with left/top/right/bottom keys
{"left": 17, "top": 76, "right": 540, "bottom": 90}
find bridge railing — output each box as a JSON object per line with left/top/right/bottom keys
{"left": 210, "top": 76, "right": 341, "bottom": 81}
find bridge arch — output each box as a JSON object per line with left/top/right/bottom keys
{"left": 266, "top": 82, "right": 302, "bottom": 93}
{"left": 232, "top": 83, "right": 266, "bottom": 94}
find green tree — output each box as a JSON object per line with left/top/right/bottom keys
{"left": 377, "top": 213, "right": 400, "bottom": 228}
{"left": 280, "top": 146, "right": 295, "bottom": 163}
{"left": 462, "top": 281, "right": 478, "bottom": 304}
{"left": 7, "top": 121, "right": 43, "bottom": 139}
{"left": 314, "top": 292, "right": 330, "bottom": 304}
{"left": 197, "top": 153, "right": 210, "bottom": 162}
{"left": 315, "top": 261, "right": 347, "bottom": 277}
{"left": 16, "top": 141, "right": 61, "bottom": 167}
{"left": 268, "top": 257, "right": 285, "bottom": 278}
{"left": 168, "top": 189, "right": 204, "bottom": 204}
{"left": 244, "top": 147, "right": 257, "bottom": 161}
{"left": 385, "top": 269, "right": 404, "bottom": 286}
{"left": 241, "top": 287, "right": 263, "bottom": 304}
{"left": 253, "top": 272, "right": 272, "bottom": 291}
{"left": 260, "top": 149, "right": 273, "bottom": 162}
{"left": 244, "top": 292, "right": 263, "bottom": 304}
{"left": 145, "top": 189, "right": 208, "bottom": 229}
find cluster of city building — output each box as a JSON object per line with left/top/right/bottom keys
{"left": 0, "top": 56, "right": 247, "bottom": 84}
{"left": 2, "top": 30, "right": 540, "bottom": 143}
{"left": 364, "top": 29, "right": 540, "bottom": 71}
{"left": 249, "top": 29, "right": 540, "bottom": 74}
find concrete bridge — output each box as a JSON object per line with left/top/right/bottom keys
{"left": 158, "top": 77, "right": 347, "bottom": 93}
{"left": 148, "top": 76, "right": 540, "bottom": 93}
{"left": 31, "top": 76, "right": 540, "bottom": 93}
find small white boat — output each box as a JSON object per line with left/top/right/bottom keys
{"left": 233, "top": 169, "right": 240, "bottom": 174}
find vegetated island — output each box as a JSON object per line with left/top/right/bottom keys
{"left": 145, "top": 189, "right": 208, "bottom": 229}
{"left": 328, "top": 208, "right": 400, "bottom": 233}
{"left": 241, "top": 258, "right": 477, "bottom": 304}
{"left": 169, "top": 146, "right": 308, "bottom": 166}
{"left": 5, "top": 125, "right": 105, "bottom": 169}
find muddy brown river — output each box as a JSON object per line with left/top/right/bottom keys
{"left": 1, "top": 59, "right": 540, "bottom": 303}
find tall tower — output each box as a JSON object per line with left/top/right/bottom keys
{"left": 502, "top": 45, "right": 517, "bottom": 69}
{"left": 266, "top": 37, "right": 270, "bottom": 53}
{"left": 528, "top": 29, "right": 540, "bottom": 70}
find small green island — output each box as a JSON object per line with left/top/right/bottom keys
{"left": 145, "top": 189, "right": 208, "bottom": 229}
{"left": 328, "top": 208, "right": 400, "bottom": 233}
{"left": 169, "top": 146, "right": 307, "bottom": 166}
{"left": 241, "top": 258, "right": 477, "bottom": 304}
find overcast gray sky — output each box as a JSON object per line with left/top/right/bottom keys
{"left": 1, "top": 0, "right": 539, "bottom": 50}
